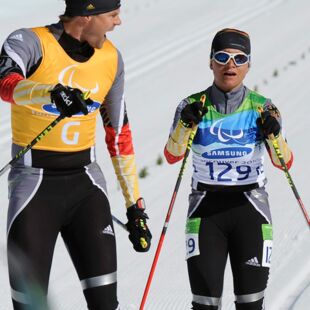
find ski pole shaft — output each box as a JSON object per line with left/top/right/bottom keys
{"left": 139, "top": 126, "right": 197, "bottom": 310}
{"left": 0, "top": 91, "right": 91, "bottom": 177}
{"left": 112, "top": 214, "right": 127, "bottom": 231}
{"left": 0, "top": 115, "right": 65, "bottom": 177}
{"left": 268, "top": 133, "right": 310, "bottom": 226}
{"left": 139, "top": 95, "right": 206, "bottom": 310}
{"left": 257, "top": 107, "right": 309, "bottom": 226}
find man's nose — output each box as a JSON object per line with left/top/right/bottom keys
{"left": 115, "top": 16, "right": 121, "bottom": 25}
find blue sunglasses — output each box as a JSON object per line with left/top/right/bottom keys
{"left": 212, "top": 51, "right": 250, "bottom": 66}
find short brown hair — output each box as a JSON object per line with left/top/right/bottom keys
{"left": 58, "top": 14, "right": 75, "bottom": 23}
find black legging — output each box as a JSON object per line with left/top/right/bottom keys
{"left": 187, "top": 190, "right": 271, "bottom": 310}
{"left": 7, "top": 164, "right": 118, "bottom": 310}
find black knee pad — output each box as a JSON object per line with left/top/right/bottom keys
{"left": 192, "top": 302, "right": 218, "bottom": 310}
{"left": 235, "top": 298, "right": 264, "bottom": 310}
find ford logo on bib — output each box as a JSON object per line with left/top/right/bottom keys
{"left": 42, "top": 101, "right": 101, "bottom": 116}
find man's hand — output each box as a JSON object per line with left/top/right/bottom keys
{"left": 50, "top": 84, "right": 92, "bottom": 117}
{"left": 126, "top": 198, "right": 152, "bottom": 252}
{"left": 180, "top": 101, "right": 208, "bottom": 127}
{"left": 257, "top": 110, "right": 281, "bottom": 138}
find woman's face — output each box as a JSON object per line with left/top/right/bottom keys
{"left": 210, "top": 48, "right": 250, "bottom": 92}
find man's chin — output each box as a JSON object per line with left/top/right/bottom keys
{"left": 106, "top": 27, "right": 115, "bottom": 33}
{"left": 91, "top": 37, "right": 106, "bottom": 49}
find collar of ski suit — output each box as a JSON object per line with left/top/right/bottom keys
{"left": 209, "top": 83, "right": 249, "bottom": 114}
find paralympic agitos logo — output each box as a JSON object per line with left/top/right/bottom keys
{"left": 58, "top": 64, "right": 99, "bottom": 94}
{"left": 200, "top": 118, "right": 255, "bottom": 159}
{"left": 210, "top": 118, "right": 245, "bottom": 143}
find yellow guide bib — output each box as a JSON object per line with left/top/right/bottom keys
{"left": 11, "top": 27, "right": 118, "bottom": 151}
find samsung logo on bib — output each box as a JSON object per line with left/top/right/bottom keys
{"left": 42, "top": 102, "right": 100, "bottom": 115}
{"left": 202, "top": 147, "right": 252, "bottom": 159}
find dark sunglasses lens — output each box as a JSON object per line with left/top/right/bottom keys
{"left": 214, "top": 52, "right": 230, "bottom": 64}
{"left": 234, "top": 54, "right": 249, "bottom": 65}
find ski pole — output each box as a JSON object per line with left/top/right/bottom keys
{"left": 258, "top": 108, "right": 310, "bottom": 226}
{"left": 0, "top": 91, "right": 128, "bottom": 230}
{"left": 267, "top": 134, "right": 309, "bottom": 226}
{"left": 139, "top": 95, "right": 206, "bottom": 310}
{"left": 0, "top": 114, "right": 65, "bottom": 177}
{"left": 112, "top": 214, "right": 127, "bottom": 231}
{"left": 0, "top": 91, "right": 91, "bottom": 177}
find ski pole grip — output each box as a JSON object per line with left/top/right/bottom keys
{"left": 257, "top": 106, "right": 276, "bottom": 141}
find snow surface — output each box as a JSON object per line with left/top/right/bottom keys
{"left": 0, "top": 0, "right": 309, "bottom": 309}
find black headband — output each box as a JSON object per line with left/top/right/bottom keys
{"left": 64, "top": 0, "right": 121, "bottom": 17}
{"left": 210, "top": 29, "right": 251, "bottom": 57}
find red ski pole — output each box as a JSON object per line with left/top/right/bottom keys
{"left": 139, "top": 95, "right": 206, "bottom": 310}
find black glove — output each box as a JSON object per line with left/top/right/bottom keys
{"left": 50, "top": 84, "right": 92, "bottom": 117}
{"left": 126, "top": 198, "right": 152, "bottom": 252}
{"left": 180, "top": 101, "right": 208, "bottom": 126}
{"left": 257, "top": 111, "right": 281, "bottom": 138}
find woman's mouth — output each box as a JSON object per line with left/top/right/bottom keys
{"left": 224, "top": 71, "right": 237, "bottom": 76}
